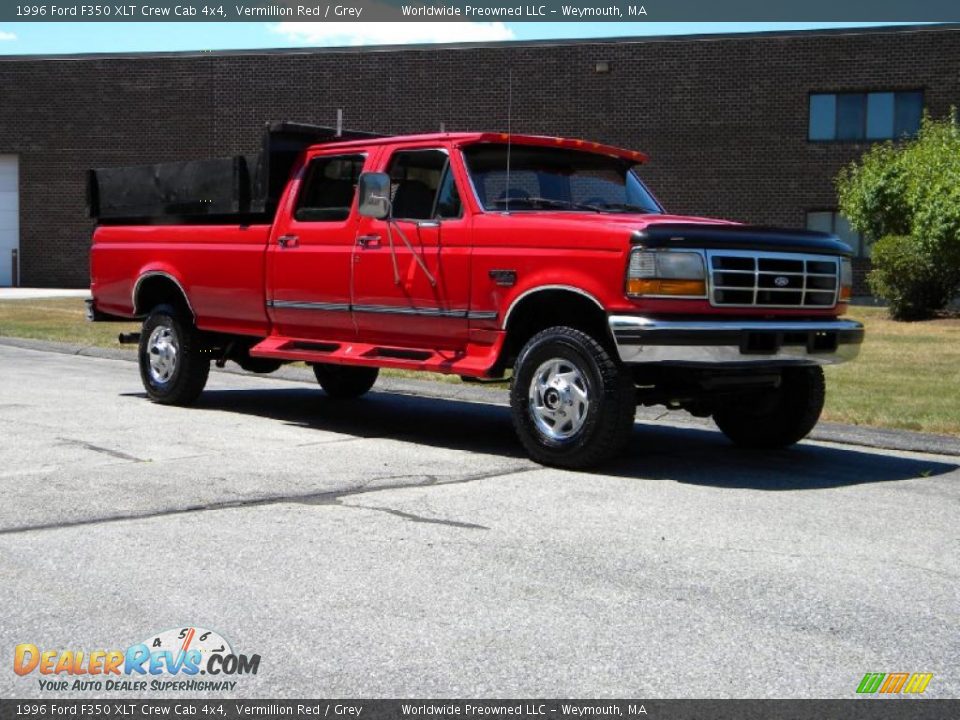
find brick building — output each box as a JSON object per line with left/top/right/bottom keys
{"left": 0, "top": 23, "right": 958, "bottom": 290}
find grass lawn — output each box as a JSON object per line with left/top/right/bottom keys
{"left": 0, "top": 297, "right": 140, "bottom": 347}
{"left": 1, "top": 298, "right": 957, "bottom": 436}
{"left": 822, "top": 306, "right": 960, "bottom": 435}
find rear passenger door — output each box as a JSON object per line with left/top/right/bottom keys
{"left": 267, "top": 151, "right": 370, "bottom": 340}
{"left": 351, "top": 147, "right": 471, "bottom": 350}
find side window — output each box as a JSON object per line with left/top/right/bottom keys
{"left": 294, "top": 154, "right": 365, "bottom": 222}
{"left": 386, "top": 149, "right": 450, "bottom": 220}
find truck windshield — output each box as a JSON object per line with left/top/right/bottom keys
{"left": 462, "top": 143, "right": 663, "bottom": 214}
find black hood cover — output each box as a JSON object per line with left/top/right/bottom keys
{"left": 632, "top": 223, "right": 853, "bottom": 257}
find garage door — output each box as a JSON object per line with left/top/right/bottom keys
{"left": 0, "top": 156, "right": 18, "bottom": 286}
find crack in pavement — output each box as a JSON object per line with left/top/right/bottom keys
{"left": 0, "top": 465, "right": 536, "bottom": 536}
{"left": 56, "top": 437, "right": 145, "bottom": 463}
{"left": 337, "top": 502, "right": 491, "bottom": 530}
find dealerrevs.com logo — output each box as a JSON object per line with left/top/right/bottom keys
{"left": 14, "top": 627, "right": 260, "bottom": 692}
{"left": 856, "top": 672, "right": 933, "bottom": 695}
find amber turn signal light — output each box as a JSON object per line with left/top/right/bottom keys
{"left": 839, "top": 259, "right": 853, "bottom": 301}
{"left": 627, "top": 278, "right": 707, "bottom": 297}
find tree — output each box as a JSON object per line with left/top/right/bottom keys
{"left": 836, "top": 113, "right": 960, "bottom": 320}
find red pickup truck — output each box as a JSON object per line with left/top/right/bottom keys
{"left": 88, "top": 123, "right": 863, "bottom": 468}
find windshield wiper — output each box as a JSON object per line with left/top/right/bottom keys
{"left": 582, "top": 202, "right": 653, "bottom": 214}
{"left": 490, "top": 197, "right": 601, "bottom": 212}
{"left": 490, "top": 197, "right": 652, "bottom": 214}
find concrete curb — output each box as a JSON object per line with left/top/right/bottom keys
{"left": 2, "top": 334, "right": 959, "bottom": 458}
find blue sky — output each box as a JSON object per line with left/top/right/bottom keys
{"left": 0, "top": 22, "right": 922, "bottom": 55}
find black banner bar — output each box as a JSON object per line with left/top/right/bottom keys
{"left": 2, "top": 700, "right": 959, "bottom": 720}
{"left": 3, "top": 1, "right": 960, "bottom": 23}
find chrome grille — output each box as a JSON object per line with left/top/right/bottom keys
{"left": 707, "top": 251, "right": 839, "bottom": 308}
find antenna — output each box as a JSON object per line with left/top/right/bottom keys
{"left": 505, "top": 69, "right": 513, "bottom": 214}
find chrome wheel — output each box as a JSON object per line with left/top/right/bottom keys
{"left": 146, "top": 325, "right": 179, "bottom": 385}
{"left": 528, "top": 357, "right": 591, "bottom": 441}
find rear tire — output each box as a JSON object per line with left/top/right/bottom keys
{"left": 510, "top": 326, "right": 635, "bottom": 469}
{"left": 713, "top": 366, "right": 825, "bottom": 448}
{"left": 312, "top": 364, "right": 379, "bottom": 399}
{"left": 138, "top": 304, "right": 210, "bottom": 406}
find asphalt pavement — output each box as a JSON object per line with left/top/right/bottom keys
{"left": 0, "top": 342, "right": 957, "bottom": 699}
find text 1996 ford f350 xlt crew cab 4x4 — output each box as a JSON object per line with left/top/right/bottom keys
{"left": 88, "top": 122, "right": 863, "bottom": 468}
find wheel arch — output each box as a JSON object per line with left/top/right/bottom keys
{"left": 497, "top": 286, "right": 612, "bottom": 372}
{"left": 132, "top": 271, "right": 195, "bottom": 321}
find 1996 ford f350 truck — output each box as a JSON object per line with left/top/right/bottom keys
{"left": 88, "top": 122, "right": 863, "bottom": 468}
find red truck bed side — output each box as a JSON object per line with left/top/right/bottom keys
{"left": 90, "top": 223, "right": 273, "bottom": 337}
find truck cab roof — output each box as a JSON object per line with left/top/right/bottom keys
{"left": 306, "top": 132, "right": 649, "bottom": 164}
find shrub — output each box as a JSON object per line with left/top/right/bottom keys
{"left": 837, "top": 113, "right": 960, "bottom": 319}
{"left": 868, "top": 235, "right": 957, "bottom": 320}
{"left": 836, "top": 144, "right": 910, "bottom": 241}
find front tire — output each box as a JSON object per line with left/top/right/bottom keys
{"left": 312, "top": 364, "right": 379, "bottom": 399}
{"left": 138, "top": 304, "right": 210, "bottom": 406}
{"left": 510, "top": 326, "right": 636, "bottom": 469}
{"left": 712, "top": 366, "right": 825, "bottom": 448}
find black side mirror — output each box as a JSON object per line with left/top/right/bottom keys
{"left": 357, "top": 172, "right": 391, "bottom": 220}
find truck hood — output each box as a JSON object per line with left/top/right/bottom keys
{"left": 544, "top": 212, "right": 735, "bottom": 231}
{"left": 500, "top": 212, "right": 852, "bottom": 257}
{"left": 631, "top": 220, "right": 853, "bottom": 257}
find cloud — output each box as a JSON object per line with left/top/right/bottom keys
{"left": 0, "top": 30, "right": 16, "bottom": 41}
{"left": 270, "top": 21, "right": 514, "bottom": 47}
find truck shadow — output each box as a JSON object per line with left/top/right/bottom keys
{"left": 172, "top": 387, "right": 957, "bottom": 490}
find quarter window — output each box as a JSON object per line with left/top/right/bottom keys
{"left": 808, "top": 91, "right": 923, "bottom": 142}
{"left": 295, "top": 154, "right": 366, "bottom": 222}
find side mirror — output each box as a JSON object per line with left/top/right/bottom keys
{"left": 358, "top": 172, "right": 391, "bottom": 220}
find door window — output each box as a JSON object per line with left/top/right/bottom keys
{"left": 386, "top": 149, "right": 461, "bottom": 220}
{"left": 294, "top": 154, "right": 365, "bottom": 222}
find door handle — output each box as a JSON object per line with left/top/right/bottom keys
{"left": 356, "top": 234, "right": 382, "bottom": 249}
{"left": 278, "top": 234, "right": 299, "bottom": 248}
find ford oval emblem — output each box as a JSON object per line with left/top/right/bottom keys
{"left": 774, "top": 276, "right": 790, "bottom": 287}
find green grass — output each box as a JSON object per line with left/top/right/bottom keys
{"left": 1, "top": 298, "right": 957, "bottom": 435}
{"left": 822, "top": 306, "right": 960, "bottom": 435}
{"left": 0, "top": 297, "right": 139, "bottom": 347}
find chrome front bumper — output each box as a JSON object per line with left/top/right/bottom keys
{"left": 608, "top": 316, "right": 864, "bottom": 366}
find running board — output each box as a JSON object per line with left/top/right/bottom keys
{"left": 249, "top": 336, "right": 496, "bottom": 377}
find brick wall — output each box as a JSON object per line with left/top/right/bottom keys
{"left": 1, "top": 25, "right": 958, "bottom": 289}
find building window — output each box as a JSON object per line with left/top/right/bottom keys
{"left": 808, "top": 91, "right": 923, "bottom": 141}
{"left": 806, "top": 210, "right": 866, "bottom": 257}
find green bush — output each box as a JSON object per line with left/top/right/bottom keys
{"left": 837, "top": 113, "right": 960, "bottom": 319}
{"left": 868, "top": 235, "right": 957, "bottom": 320}
{"left": 836, "top": 144, "right": 911, "bottom": 241}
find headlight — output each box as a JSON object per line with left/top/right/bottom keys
{"left": 626, "top": 250, "right": 707, "bottom": 298}
{"left": 840, "top": 258, "right": 853, "bottom": 302}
